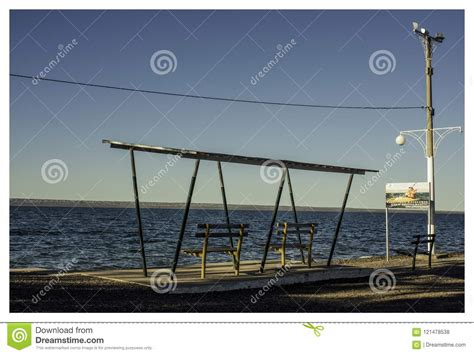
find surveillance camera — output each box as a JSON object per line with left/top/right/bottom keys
{"left": 435, "top": 32, "right": 445, "bottom": 42}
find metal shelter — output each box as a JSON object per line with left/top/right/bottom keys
{"left": 103, "top": 139, "right": 378, "bottom": 277}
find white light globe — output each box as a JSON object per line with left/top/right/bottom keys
{"left": 395, "top": 134, "right": 406, "bottom": 145}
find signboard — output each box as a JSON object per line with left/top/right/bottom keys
{"left": 385, "top": 182, "right": 430, "bottom": 209}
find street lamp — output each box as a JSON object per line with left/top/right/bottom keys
{"left": 395, "top": 134, "right": 405, "bottom": 146}
{"left": 396, "top": 127, "right": 462, "bottom": 151}
{"left": 415, "top": 21, "right": 440, "bottom": 252}
{"left": 396, "top": 127, "right": 462, "bottom": 254}
{"left": 395, "top": 22, "right": 459, "bottom": 254}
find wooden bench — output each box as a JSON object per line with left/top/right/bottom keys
{"left": 411, "top": 234, "right": 436, "bottom": 270}
{"left": 269, "top": 222, "right": 317, "bottom": 268}
{"left": 182, "top": 223, "right": 248, "bottom": 279}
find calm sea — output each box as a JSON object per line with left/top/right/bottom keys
{"left": 10, "top": 207, "right": 464, "bottom": 271}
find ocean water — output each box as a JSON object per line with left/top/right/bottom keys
{"left": 10, "top": 206, "right": 464, "bottom": 271}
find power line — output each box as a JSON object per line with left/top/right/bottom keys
{"left": 10, "top": 73, "right": 425, "bottom": 111}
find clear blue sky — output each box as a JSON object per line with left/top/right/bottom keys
{"left": 10, "top": 10, "right": 464, "bottom": 211}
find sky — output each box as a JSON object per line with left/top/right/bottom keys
{"left": 9, "top": 10, "right": 464, "bottom": 211}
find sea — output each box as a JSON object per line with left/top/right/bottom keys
{"left": 10, "top": 207, "right": 464, "bottom": 271}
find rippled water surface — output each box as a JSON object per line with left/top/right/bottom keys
{"left": 10, "top": 207, "right": 464, "bottom": 270}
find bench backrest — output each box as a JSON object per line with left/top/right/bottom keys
{"left": 276, "top": 222, "right": 317, "bottom": 235}
{"left": 195, "top": 223, "right": 249, "bottom": 238}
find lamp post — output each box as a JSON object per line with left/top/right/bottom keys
{"left": 395, "top": 22, "right": 461, "bottom": 254}
{"left": 415, "top": 22, "right": 439, "bottom": 249}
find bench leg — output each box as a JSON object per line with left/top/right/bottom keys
{"left": 235, "top": 234, "right": 244, "bottom": 276}
{"left": 201, "top": 256, "right": 206, "bottom": 279}
{"left": 232, "top": 240, "right": 239, "bottom": 275}
{"left": 201, "top": 238, "right": 209, "bottom": 279}
{"left": 281, "top": 230, "right": 287, "bottom": 267}
{"left": 412, "top": 246, "right": 417, "bottom": 270}
{"left": 308, "top": 229, "right": 315, "bottom": 268}
{"left": 233, "top": 251, "right": 240, "bottom": 276}
{"left": 235, "top": 257, "right": 240, "bottom": 276}
{"left": 280, "top": 245, "right": 286, "bottom": 267}
{"left": 231, "top": 252, "right": 238, "bottom": 273}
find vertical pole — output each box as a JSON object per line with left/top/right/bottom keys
{"left": 327, "top": 174, "right": 354, "bottom": 266}
{"left": 130, "top": 149, "right": 148, "bottom": 277}
{"left": 217, "top": 161, "right": 237, "bottom": 267}
{"left": 260, "top": 167, "right": 287, "bottom": 273}
{"left": 424, "top": 35, "right": 436, "bottom": 255}
{"left": 286, "top": 169, "right": 305, "bottom": 263}
{"left": 171, "top": 159, "right": 200, "bottom": 274}
{"left": 385, "top": 208, "right": 389, "bottom": 262}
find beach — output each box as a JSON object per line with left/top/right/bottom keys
{"left": 10, "top": 253, "right": 464, "bottom": 313}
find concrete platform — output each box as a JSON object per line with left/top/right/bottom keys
{"left": 76, "top": 260, "right": 375, "bottom": 294}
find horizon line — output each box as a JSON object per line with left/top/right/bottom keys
{"left": 9, "top": 198, "right": 465, "bottom": 214}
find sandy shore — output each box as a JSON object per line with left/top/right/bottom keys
{"left": 10, "top": 254, "right": 464, "bottom": 312}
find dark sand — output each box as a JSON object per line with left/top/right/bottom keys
{"left": 10, "top": 254, "right": 464, "bottom": 312}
